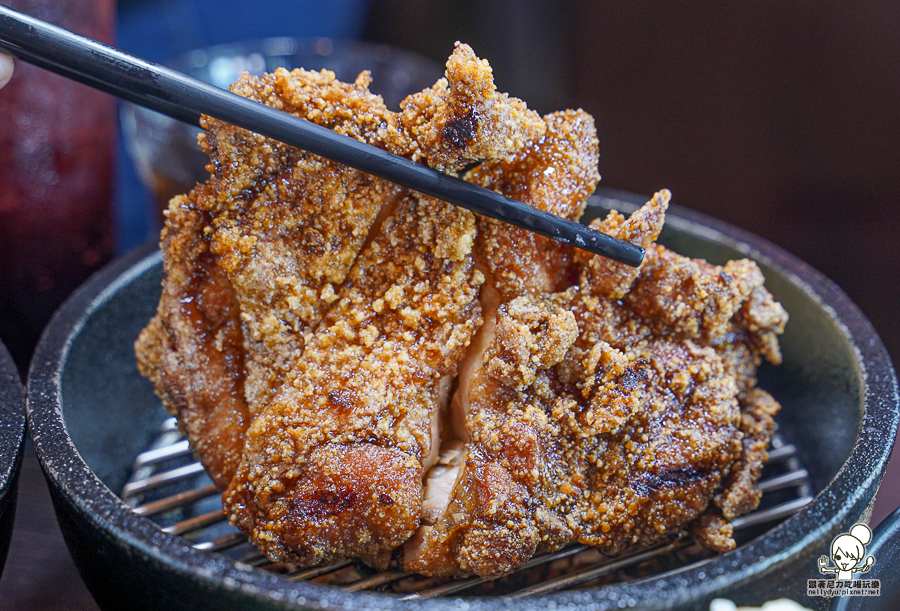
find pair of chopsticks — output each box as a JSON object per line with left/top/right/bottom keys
{"left": 0, "top": 5, "right": 643, "bottom": 267}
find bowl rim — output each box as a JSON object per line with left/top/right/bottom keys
{"left": 26, "top": 187, "right": 900, "bottom": 610}
{"left": 0, "top": 340, "right": 26, "bottom": 512}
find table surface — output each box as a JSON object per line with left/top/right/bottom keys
{"left": 0, "top": 443, "right": 99, "bottom": 611}
{"left": 0, "top": 435, "right": 898, "bottom": 610}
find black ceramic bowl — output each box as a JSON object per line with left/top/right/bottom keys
{"left": 27, "top": 188, "right": 899, "bottom": 610}
{"left": 830, "top": 505, "right": 900, "bottom": 611}
{"left": 0, "top": 340, "right": 27, "bottom": 576}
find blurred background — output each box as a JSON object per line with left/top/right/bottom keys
{"left": 1, "top": 0, "right": 899, "bottom": 608}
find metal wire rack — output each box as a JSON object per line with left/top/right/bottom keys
{"left": 120, "top": 417, "right": 813, "bottom": 599}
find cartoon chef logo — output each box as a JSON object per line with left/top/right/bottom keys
{"left": 818, "top": 523, "right": 876, "bottom": 580}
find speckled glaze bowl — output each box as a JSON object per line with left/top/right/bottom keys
{"left": 0, "top": 340, "right": 27, "bottom": 577}
{"left": 27, "top": 187, "right": 899, "bottom": 610}
{"left": 831, "top": 505, "right": 900, "bottom": 611}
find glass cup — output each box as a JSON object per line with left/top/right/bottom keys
{"left": 0, "top": 0, "right": 117, "bottom": 371}
{"left": 120, "top": 37, "right": 444, "bottom": 222}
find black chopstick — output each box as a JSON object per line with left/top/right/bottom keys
{"left": 0, "top": 6, "right": 644, "bottom": 267}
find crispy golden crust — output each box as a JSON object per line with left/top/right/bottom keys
{"left": 137, "top": 43, "right": 788, "bottom": 578}
{"left": 717, "top": 387, "right": 781, "bottom": 521}
{"left": 486, "top": 296, "right": 579, "bottom": 391}
{"left": 467, "top": 110, "right": 600, "bottom": 299}
{"left": 578, "top": 189, "right": 669, "bottom": 299}
{"left": 692, "top": 387, "right": 781, "bottom": 552}
{"left": 201, "top": 116, "right": 405, "bottom": 412}
{"left": 625, "top": 246, "right": 763, "bottom": 344}
{"left": 223, "top": 194, "right": 484, "bottom": 567}
{"left": 214, "top": 45, "right": 545, "bottom": 565}
{"left": 401, "top": 42, "right": 546, "bottom": 173}
{"left": 200, "top": 68, "right": 412, "bottom": 417}
{"left": 407, "top": 187, "right": 784, "bottom": 577}
{"left": 691, "top": 513, "right": 735, "bottom": 551}
{"left": 135, "top": 191, "right": 250, "bottom": 488}
{"left": 238, "top": 441, "right": 424, "bottom": 569}
{"left": 562, "top": 338, "right": 742, "bottom": 554}
{"left": 136, "top": 43, "right": 542, "bottom": 490}
{"left": 404, "top": 110, "right": 601, "bottom": 577}
{"left": 733, "top": 287, "right": 789, "bottom": 365}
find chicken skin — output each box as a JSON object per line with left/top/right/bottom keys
{"left": 404, "top": 108, "right": 602, "bottom": 576}
{"left": 136, "top": 42, "right": 544, "bottom": 488}
{"left": 404, "top": 188, "right": 787, "bottom": 577}
{"left": 136, "top": 43, "right": 788, "bottom": 579}
{"left": 224, "top": 194, "right": 482, "bottom": 568}
{"left": 135, "top": 187, "right": 250, "bottom": 488}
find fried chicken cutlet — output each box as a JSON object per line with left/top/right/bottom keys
{"left": 404, "top": 108, "right": 602, "bottom": 576}
{"left": 136, "top": 43, "right": 545, "bottom": 488}
{"left": 224, "top": 194, "right": 483, "bottom": 568}
{"left": 404, "top": 189, "right": 786, "bottom": 577}
{"left": 136, "top": 42, "right": 789, "bottom": 579}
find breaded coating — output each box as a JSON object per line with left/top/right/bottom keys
{"left": 692, "top": 387, "right": 781, "bottom": 552}
{"left": 624, "top": 242, "right": 788, "bottom": 358}
{"left": 136, "top": 43, "right": 788, "bottom": 579}
{"left": 406, "top": 292, "right": 583, "bottom": 577}
{"left": 201, "top": 81, "right": 406, "bottom": 411}
{"left": 400, "top": 42, "right": 546, "bottom": 173}
{"left": 467, "top": 110, "right": 600, "bottom": 298}
{"left": 576, "top": 340, "right": 649, "bottom": 436}
{"left": 486, "top": 296, "right": 579, "bottom": 391}
{"left": 625, "top": 246, "right": 764, "bottom": 344}
{"left": 733, "top": 286, "right": 789, "bottom": 365}
{"left": 622, "top": 242, "right": 788, "bottom": 369}
{"left": 135, "top": 190, "right": 250, "bottom": 488}
{"left": 717, "top": 387, "right": 780, "bottom": 520}
{"left": 136, "top": 43, "right": 543, "bottom": 488}
{"left": 562, "top": 338, "right": 742, "bottom": 555}
{"left": 223, "top": 195, "right": 483, "bottom": 568}
{"left": 407, "top": 187, "right": 784, "bottom": 578}
{"left": 578, "top": 189, "right": 669, "bottom": 299}
{"left": 691, "top": 513, "right": 735, "bottom": 552}
{"left": 405, "top": 110, "right": 601, "bottom": 577}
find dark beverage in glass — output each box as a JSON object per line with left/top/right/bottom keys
{"left": 0, "top": 0, "right": 116, "bottom": 371}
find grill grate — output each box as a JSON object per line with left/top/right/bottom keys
{"left": 120, "top": 417, "right": 813, "bottom": 598}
